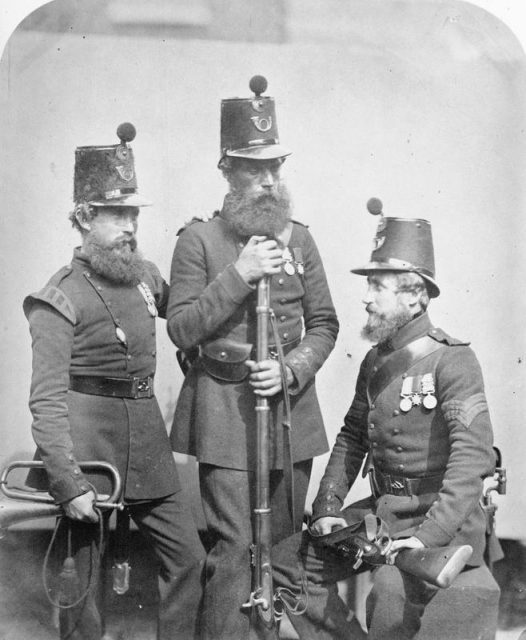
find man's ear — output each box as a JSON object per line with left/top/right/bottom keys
{"left": 75, "top": 209, "right": 92, "bottom": 232}
{"left": 406, "top": 288, "right": 423, "bottom": 312}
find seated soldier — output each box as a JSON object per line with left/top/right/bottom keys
{"left": 264, "top": 200, "right": 496, "bottom": 640}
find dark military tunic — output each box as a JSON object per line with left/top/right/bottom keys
{"left": 24, "top": 248, "right": 180, "bottom": 503}
{"left": 312, "top": 311, "right": 495, "bottom": 566}
{"left": 167, "top": 215, "right": 339, "bottom": 470}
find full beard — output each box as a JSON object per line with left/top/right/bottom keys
{"left": 84, "top": 234, "right": 146, "bottom": 285}
{"left": 361, "top": 306, "right": 415, "bottom": 345}
{"left": 221, "top": 184, "right": 292, "bottom": 237}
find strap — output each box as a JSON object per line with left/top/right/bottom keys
{"left": 269, "top": 311, "right": 296, "bottom": 533}
{"left": 367, "top": 335, "right": 444, "bottom": 404}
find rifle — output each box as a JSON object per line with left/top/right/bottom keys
{"left": 0, "top": 460, "right": 123, "bottom": 538}
{"left": 242, "top": 275, "right": 275, "bottom": 627}
{"left": 312, "top": 513, "right": 473, "bottom": 589}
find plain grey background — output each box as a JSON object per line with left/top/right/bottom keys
{"left": 0, "top": 0, "right": 525, "bottom": 543}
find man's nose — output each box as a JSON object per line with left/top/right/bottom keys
{"left": 260, "top": 169, "right": 275, "bottom": 189}
{"left": 362, "top": 287, "right": 374, "bottom": 305}
{"left": 121, "top": 217, "right": 136, "bottom": 234}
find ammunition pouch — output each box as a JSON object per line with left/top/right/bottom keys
{"left": 200, "top": 339, "right": 253, "bottom": 382}
{"left": 310, "top": 513, "right": 391, "bottom": 569}
{"left": 200, "top": 336, "right": 301, "bottom": 383}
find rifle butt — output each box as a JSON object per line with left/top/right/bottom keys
{"left": 395, "top": 544, "right": 473, "bottom": 588}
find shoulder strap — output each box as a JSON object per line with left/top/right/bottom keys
{"left": 367, "top": 335, "right": 444, "bottom": 403}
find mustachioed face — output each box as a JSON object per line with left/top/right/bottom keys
{"left": 87, "top": 206, "right": 139, "bottom": 252}
{"left": 360, "top": 272, "right": 419, "bottom": 343}
{"left": 227, "top": 158, "right": 284, "bottom": 197}
{"left": 82, "top": 206, "right": 145, "bottom": 284}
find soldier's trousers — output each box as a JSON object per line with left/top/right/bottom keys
{"left": 198, "top": 460, "right": 312, "bottom": 640}
{"left": 266, "top": 502, "right": 439, "bottom": 640}
{"left": 58, "top": 490, "right": 205, "bottom": 640}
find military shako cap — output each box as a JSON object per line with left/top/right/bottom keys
{"left": 74, "top": 122, "right": 151, "bottom": 207}
{"left": 352, "top": 198, "right": 440, "bottom": 298}
{"left": 220, "top": 75, "right": 291, "bottom": 161}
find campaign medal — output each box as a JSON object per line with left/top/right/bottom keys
{"left": 137, "top": 282, "right": 158, "bottom": 317}
{"left": 399, "top": 377, "right": 413, "bottom": 412}
{"left": 292, "top": 248, "right": 305, "bottom": 275}
{"left": 282, "top": 247, "right": 296, "bottom": 275}
{"left": 421, "top": 373, "right": 437, "bottom": 409}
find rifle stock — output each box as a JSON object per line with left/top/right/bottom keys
{"left": 392, "top": 544, "right": 473, "bottom": 588}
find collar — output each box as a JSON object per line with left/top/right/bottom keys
{"left": 72, "top": 247, "right": 92, "bottom": 269}
{"left": 380, "top": 312, "right": 433, "bottom": 353}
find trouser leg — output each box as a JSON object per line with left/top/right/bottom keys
{"left": 366, "top": 566, "right": 438, "bottom": 640}
{"left": 58, "top": 516, "right": 109, "bottom": 640}
{"left": 269, "top": 529, "right": 367, "bottom": 640}
{"left": 129, "top": 492, "right": 206, "bottom": 640}
{"left": 199, "top": 462, "right": 311, "bottom": 640}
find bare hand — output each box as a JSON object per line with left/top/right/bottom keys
{"left": 310, "top": 516, "right": 348, "bottom": 536}
{"left": 246, "top": 359, "right": 293, "bottom": 396}
{"left": 63, "top": 491, "right": 99, "bottom": 523}
{"left": 384, "top": 535, "right": 424, "bottom": 564}
{"left": 235, "top": 236, "right": 283, "bottom": 284}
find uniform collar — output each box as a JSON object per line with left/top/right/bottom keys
{"left": 379, "top": 311, "right": 433, "bottom": 353}
{"left": 72, "top": 247, "right": 92, "bottom": 269}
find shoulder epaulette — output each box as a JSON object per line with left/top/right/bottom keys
{"left": 177, "top": 211, "right": 220, "bottom": 236}
{"left": 291, "top": 219, "right": 309, "bottom": 229}
{"left": 428, "top": 327, "right": 470, "bottom": 347}
{"left": 23, "top": 266, "right": 76, "bottom": 324}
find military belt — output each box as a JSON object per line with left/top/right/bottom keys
{"left": 69, "top": 375, "right": 154, "bottom": 399}
{"left": 371, "top": 468, "right": 443, "bottom": 497}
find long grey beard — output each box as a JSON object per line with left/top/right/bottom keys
{"left": 221, "top": 184, "right": 291, "bottom": 237}
{"left": 361, "top": 308, "right": 415, "bottom": 345}
{"left": 84, "top": 236, "right": 146, "bottom": 285}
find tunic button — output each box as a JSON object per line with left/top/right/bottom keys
{"left": 97, "top": 286, "right": 102, "bottom": 290}
{"left": 396, "top": 446, "right": 403, "bottom": 452}
{"left": 280, "top": 298, "right": 286, "bottom": 304}
{"left": 127, "top": 355, "right": 132, "bottom": 360}
{"left": 238, "top": 242, "right": 244, "bottom": 248}
{"left": 373, "top": 366, "right": 378, "bottom": 373}
{"left": 278, "top": 278, "right": 284, "bottom": 286}
{"left": 369, "top": 423, "right": 375, "bottom": 429}
{"left": 372, "top": 442, "right": 378, "bottom": 448}
{"left": 398, "top": 464, "right": 404, "bottom": 471}
{"left": 280, "top": 315, "right": 286, "bottom": 322}
{"left": 220, "top": 351, "right": 227, "bottom": 359}
{"left": 393, "top": 428, "right": 400, "bottom": 435}
{"left": 370, "top": 404, "right": 375, "bottom": 410}
{"left": 283, "top": 332, "right": 289, "bottom": 339}
{"left": 107, "top": 301, "right": 112, "bottom": 306}
{"left": 152, "top": 351, "right": 156, "bottom": 357}
{"left": 73, "top": 468, "right": 80, "bottom": 475}
{"left": 402, "top": 373, "right": 407, "bottom": 379}
{"left": 393, "top": 409, "right": 400, "bottom": 416}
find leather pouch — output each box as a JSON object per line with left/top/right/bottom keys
{"left": 201, "top": 338, "right": 253, "bottom": 382}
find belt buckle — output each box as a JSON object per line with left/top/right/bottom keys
{"left": 388, "top": 476, "right": 409, "bottom": 496}
{"left": 133, "top": 377, "right": 152, "bottom": 399}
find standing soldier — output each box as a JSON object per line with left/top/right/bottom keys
{"left": 267, "top": 200, "right": 498, "bottom": 639}
{"left": 23, "top": 123, "right": 205, "bottom": 639}
{"left": 166, "top": 76, "right": 339, "bottom": 639}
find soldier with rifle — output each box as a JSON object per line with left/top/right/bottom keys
{"left": 264, "top": 201, "right": 497, "bottom": 639}
{"left": 166, "top": 76, "right": 339, "bottom": 639}
{"left": 23, "top": 123, "right": 205, "bottom": 639}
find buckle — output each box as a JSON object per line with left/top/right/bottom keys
{"left": 132, "top": 377, "right": 152, "bottom": 399}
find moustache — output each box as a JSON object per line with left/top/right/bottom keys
{"left": 111, "top": 236, "right": 137, "bottom": 251}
